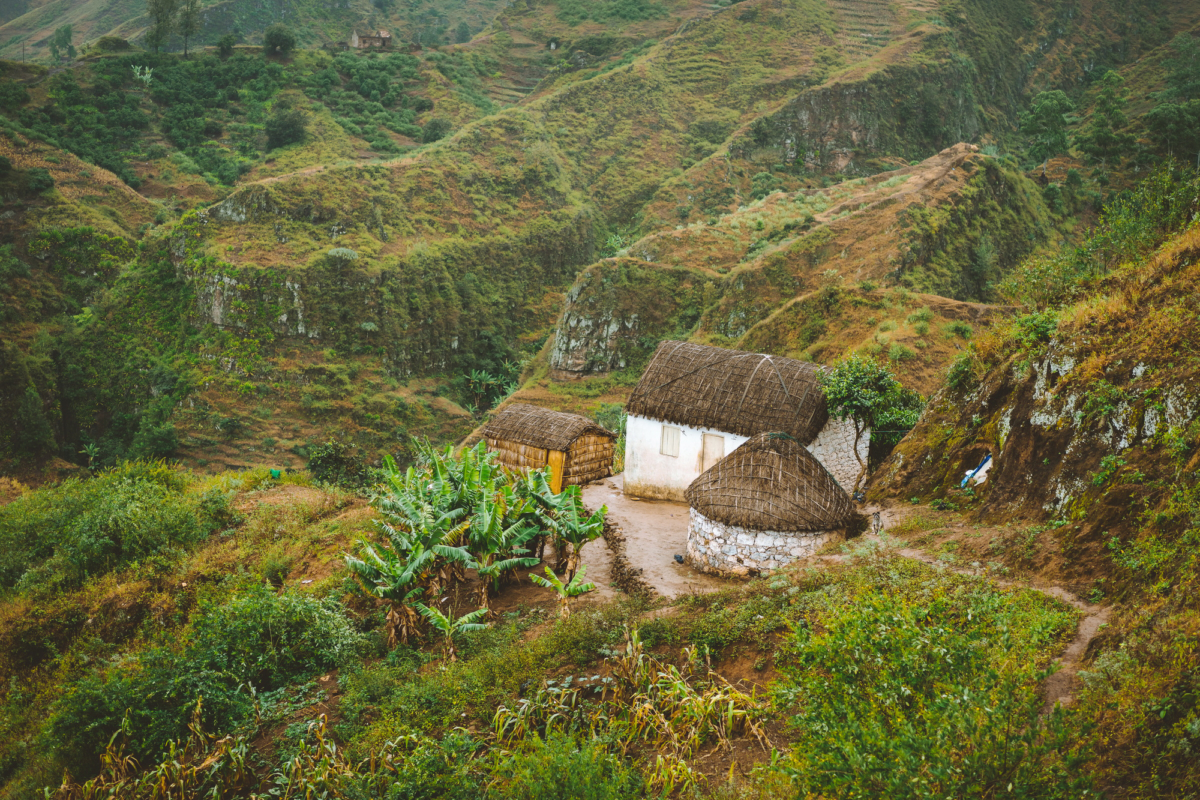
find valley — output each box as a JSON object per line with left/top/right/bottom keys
{"left": 1, "top": 0, "right": 1200, "bottom": 795}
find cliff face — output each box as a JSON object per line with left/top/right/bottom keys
{"left": 871, "top": 225, "right": 1200, "bottom": 574}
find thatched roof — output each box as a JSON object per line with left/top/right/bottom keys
{"left": 626, "top": 341, "right": 828, "bottom": 443}
{"left": 685, "top": 433, "right": 855, "bottom": 531}
{"left": 482, "top": 403, "right": 615, "bottom": 451}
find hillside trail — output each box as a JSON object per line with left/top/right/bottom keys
{"left": 860, "top": 504, "right": 1110, "bottom": 712}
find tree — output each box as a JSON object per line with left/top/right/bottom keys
{"left": 145, "top": 0, "right": 179, "bottom": 53}
{"left": 422, "top": 117, "right": 453, "bottom": 143}
{"left": 217, "top": 33, "right": 236, "bottom": 57}
{"left": 413, "top": 604, "right": 489, "bottom": 661}
{"left": 1145, "top": 100, "right": 1200, "bottom": 166}
{"left": 1020, "top": 90, "right": 1075, "bottom": 170}
{"left": 455, "top": 22, "right": 471, "bottom": 44}
{"left": 1076, "top": 71, "right": 1134, "bottom": 167}
{"left": 1161, "top": 32, "right": 1200, "bottom": 101}
{"left": 14, "top": 386, "right": 54, "bottom": 456}
{"left": 265, "top": 106, "right": 307, "bottom": 149}
{"left": 465, "top": 495, "right": 539, "bottom": 615}
{"left": 530, "top": 565, "right": 596, "bottom": 618}
{"left": 49, "top": 25, "right": 75, "bottom": 61}
{"left": 178, "top": 0, "right": 201, "bottom": 57}
{"left": 529, "top": 483, "right": 606, "bottom": 578}
{"left": 262, "top": 24, "right": 296, "bottom": 57}
{"left": 819, "top": 355, "right": 924, "bottom": 492}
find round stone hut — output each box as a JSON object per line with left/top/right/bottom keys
{"left": 684, "top": 432, "right": 858, "bottom": 577}
{"left": 481, "top": 403, "right": 617, "bottom": 493}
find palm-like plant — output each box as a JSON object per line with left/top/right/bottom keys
{"left": 466, "top": 493, "right": 539, "bottom": 615}
{"left": 530, "top": 485, "right": 607, "bottom": 579}
{"left": 530, "top": 565, "right": 597, "bottom": 618}
{"left": 414, "top": 604, "right": 490, "bottom": 662}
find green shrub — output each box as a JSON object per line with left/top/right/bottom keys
{"left": 945, "top": 320, "right": 972, "bottom": 339}
{"left": 47, "top": 585, "right": 365, "bottom": 767}
{"left": 493, "top": 733, "right": 642, "bottom": 800}
{"left": 263, "top": 24, "right": 296, "bottom": 56}
{"left": 0, "top": 461, "right": 223, "bottom": 591}
{"left": 422, "top": 117, "right": 453, "bottom": 143}
{"left": 265, "top": 107, "right": 307, "bottom": 150}
{"left": 888, "top": 343, "right": 916, "bottom": 362}
{"left": 23, "top": 167, "right": 54, "bottom": 193}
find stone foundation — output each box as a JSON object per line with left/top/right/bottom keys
{"left": 684, "top": 508, "right": 838, "bottom": 577}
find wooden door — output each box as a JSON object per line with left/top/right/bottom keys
{"left": 547, "top": 449, "right": 566, "bottom": 493}
{"left": 701, "top": 434, "right": 725, "bottom": 473}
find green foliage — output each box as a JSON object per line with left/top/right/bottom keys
{"left": 47, "top": 584, "right": 365, "bottom": 766}
{"left": 0, "top": 461, "right": 226, "bottom": 591}
{"left": 307, "top": 439, "right": 367, "bottom": 488}
{"left": 1076, "top": 71, "right": 1133, "bottom": 166}
{"left": 217, "top": 34, "right": 237, "bottom": 57}
{"left": 49, "top": 26, "right": 76, "bottom": 62}
{"left": 13, "top": 386, "right": 54, "bottom": 456}
{"left": 777, "top": 559, "right": 1087, "bottom": 798}
{"left": 1020, "top": 90, "right": 1075, "bottom": 165}
{"left": 23, "top": 167, "right": 54, "bottom": 193}
{"left": 492, "top": 733, "right": 643, "bottom": 800}
{"left": 422, "top": 117, "right": 453, "bottom": 144}
{"left": 263, "top": 24, "right": 297, "bottom": 57}
{"left": 820, "top": 354, "right": 925, "bottom": 456}
{"left": 555, "top": 0, "right": 666, "bottom": 26}
{"left": 145, "top": 0, "right": 179, "bottom": 53}
{"left": 265, "top": 106, "right": 307, "bottom": 150}
{"left": 998, "top": 165, "right": 1200, "bottom": 310}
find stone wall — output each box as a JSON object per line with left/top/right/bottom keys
{"left": 684, "top": 508, "right": 838, "bottom": 578}
{"left": 806, "top": 417, "right": 869, "bottom": 492}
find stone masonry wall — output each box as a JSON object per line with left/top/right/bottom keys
{"left": 807, "top": 417, "right": 869, "bottom": 492}
{"left": 685, "top": 508, "right": 838, "bottom": 578}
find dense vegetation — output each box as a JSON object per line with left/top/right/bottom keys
{"left": 1, "top": 0, "right": 1200, "bottom": 795}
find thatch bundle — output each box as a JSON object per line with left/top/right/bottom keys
{"left": 482, "top": 403, "right": 616, "bottom": 488}
{"left": 685, "top": 433, "right": 855, "bottom": 532}
{"left": 625, "top": 341, "right": 828, "bottom": 444}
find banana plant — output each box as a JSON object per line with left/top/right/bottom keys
{"left": 466, "top": 491, "right": 539, "bottom": 615}
{"left": 530, "top": 564, "right": 597, "bottom": 618}
{"left": 530, "top": 484, "right": 607, "bottom": 579}
{"left": 413, "top": 604, "right": 490, "bottom": 662}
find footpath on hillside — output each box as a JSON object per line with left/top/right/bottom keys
{"left": 577, "top": 477, "right": 1108, "bottom": 709}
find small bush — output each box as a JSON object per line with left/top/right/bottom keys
{"left": 23, "top": 167, "right": 54, "bottom": 193}
{"left": 946, "top": 320, "right": 972, "bottom": 339}
{"left": 493, "top": 733, "right": 643, "bottom": 800}
{"left": 888, "top": 343, "right": 916, "bottom": 362}
{"left": 217, "top": 33, "right": 237, "bottom": 57}
{"left": 422, "top": 117, "right": 453, "bottom": 143}
{"left": 265, "top": 107, "right": 307, "bottom": 150}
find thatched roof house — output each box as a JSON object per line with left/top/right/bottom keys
{"left": 482, "top": 403, "right": 616, "bottom": 492}
{"left": 622, "top": 341, "right": 866, "bottom": 500}
{"left": 683, "top": 433, "right": 858, "bottom": 577}
{"left": 626, "top": 341, "right": 829, "bottom": 443}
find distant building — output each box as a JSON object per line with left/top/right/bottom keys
{"left": 351, "top": 30, "right": 393, "bottom": 49}
{"left": 622, "top": 341, "right": 867, "bottom": 500}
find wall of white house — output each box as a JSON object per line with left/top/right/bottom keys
{"left": 622, "top": 414, "right": 749, "bottom": 501}
{"left": 622, "top": 414, "right": 869, "bottom": 500}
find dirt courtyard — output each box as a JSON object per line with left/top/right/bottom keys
{"left": 581, "top": 474, "right": 726, "bottom": 598}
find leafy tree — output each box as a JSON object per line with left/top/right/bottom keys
{"left": 265, "top": 106, "right": 307, "bottom": 149}
{"left": 14, "top": 386, "right": 54, "bottom": 456}
{"left": 466, "top": 494, "right": 539, "bottom": 615}
{"left": 263, "top": 24, "right": 296, "bottom": 57}
{"left": 49, "top": 25, "right": 75, "bottom": 61}
{"left": 1145, "top": 101, "right": 1200, "bottom": 166}
{"left": 455, "top": 22, "right": 472, "bottom": 44}
{"left": 23, "top": 167, "right": 54, "bottom": 193}
{"left": 413, "top": 604, "right": 489, "bottom": 661}
{"left": 422, "top": 117, "right": 453, "bottom": 143}
{"left": 1161, "top": 32, "right": 1200, "bottom": 101}
{"left": 1020, "top": 90, "right": 1075, "bottom": 169}
{"left": 819, "top": 355, "right": 923, "bottom": 491}
{"left": 178, "top": 0, "right": 202, "bottom": 57}
{"left": 528, "top": 481, "right": 605, "bottom": 578}
{"left": 216, "top": 33, "right": 237, "bottom": 57}
{"left": 145, "top": 0, "right": 179, "bottom": 53}
{"left": 1076, "top": 71, "right": 1134, "bottom": 167}
{"left": 530, "top": 564, "right": 596, "bottom": 618}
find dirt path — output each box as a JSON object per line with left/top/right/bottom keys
{"left": 582, "top": 475, "right": 726, "bottom": 599}
{"left": 863, "top": 504, "right": 1110, "bottom": 711}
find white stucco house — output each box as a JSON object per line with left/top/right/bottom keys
{"left": 622, "top": 341, "right": 868, "bottom": 500}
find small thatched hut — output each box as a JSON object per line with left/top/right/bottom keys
{"left": 482, "top": 403, "right": 616, "bottom": 492}
{"left": 622, "top": 341, "right": 867, "bottom": 500}
{"left": 683, "top": 432, "right": 859, "bottom": 577}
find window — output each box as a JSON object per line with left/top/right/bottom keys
{"left": 660, "top": 425, "right": 680, "bottom": 457}
{"left": 701, "top": 434, "right": 724, "bottom": 472}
